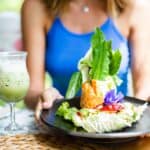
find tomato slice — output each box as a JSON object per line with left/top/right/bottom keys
{"left": 77, "top": 111, "right": 82, "bottom": 117}
{"left": 100, "top": 103, "right": 124, "bottom": 112}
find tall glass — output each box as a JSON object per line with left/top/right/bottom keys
{"left": 0, "top": 51, "right": 29, "bottom": 132}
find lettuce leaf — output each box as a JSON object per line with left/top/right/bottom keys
{"left": 56, "top": 102, "right": 78, "bottom": 120}
{"left": 79, "top": 28, "right": 122, "bottom": 81}
{"left": 56, "top": 102, "right": 147, "bottom": 133}
{"left": 65, "top": 72, "right": 82, "bottom": 99}
{"left": 90, "top": 40, "right": 111, "bottom": 80}
{"left": 78, "top": 48, "right": 92, "bottom": 82}
{"left": 109, "top": 49, "right": 122, "bottom": 75}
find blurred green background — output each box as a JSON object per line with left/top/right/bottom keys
{"left": 0, "top": 0, "right": 23, "bottom": 12}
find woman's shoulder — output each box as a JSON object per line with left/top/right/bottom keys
{"left": 129, "top": 0, "right": 150, "bottom": 26}
{"left": 22, "top": 0, "right": 53, "bottom": 30}
{"left": 22, "top": 0, "right": 46, "bottom": 15}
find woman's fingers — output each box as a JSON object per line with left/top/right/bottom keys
{"left": 35, "top": 87, "right": 64, "bottom": 123}
{"left": 35, "top": 97, "right": 43, "bottom": 122}
{"left": 42, "top": 87, "right": 63, "bottom": 109}
{"left": 57, "top": 94, "right": 64, "bottom": 99}
{"left": 35, "top": 87, "right": 63, "bottom": 119}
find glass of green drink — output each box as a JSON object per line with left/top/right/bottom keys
{"left": 0, "top": 51, "right": 29, "bottom": 132}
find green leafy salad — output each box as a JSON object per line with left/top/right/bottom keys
{"left": 56, "top": 101, "right": 147, "bottom": 133}
{"left": 56, "top": 28, "right": 147, "bottom": 133}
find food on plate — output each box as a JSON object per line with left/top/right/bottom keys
{"left": 56, "top": 28, "right": 147, "bottom": 133}
{"left": 56, "top": 101, "right": 147, "bottom": 133}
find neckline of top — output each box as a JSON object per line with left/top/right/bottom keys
{"left": 55, "top": 17, "right": 110, "bottom": 37}
{"left": 47, "top": 17, "right": 127, "bottom": 42}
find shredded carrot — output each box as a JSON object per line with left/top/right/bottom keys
{"left": 80, "top": 81, "right": 104, "bottom": 108}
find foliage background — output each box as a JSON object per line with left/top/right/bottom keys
{"left": 0, "top": 0, "right": 23, "bottom": 12}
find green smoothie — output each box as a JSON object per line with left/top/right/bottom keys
{"left": 0, "top": 70, "right": 29, "bottom": 103}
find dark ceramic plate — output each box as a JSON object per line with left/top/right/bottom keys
{"left": 41, "top": 96, "right": 150, "bottom": 143}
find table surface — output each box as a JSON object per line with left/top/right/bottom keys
{"left": 0, "top": 133, "right": 150, "bottom": 150}
{"left": 0, "top": 105, "right": 39, "bottom": 135}
{"left": 0, "top": 106, "right": 150, "bottom": 150}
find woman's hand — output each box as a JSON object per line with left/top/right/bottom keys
{"left": 35, "top": 87, "right": 63, "bottom": 122}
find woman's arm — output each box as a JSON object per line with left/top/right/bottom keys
{"left": 129, "top": 0, "right": 150, "bottom": 100}
{"left": 21, "top": 0, "right": 51, "bottom": 109}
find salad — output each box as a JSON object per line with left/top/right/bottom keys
{"left": 56, "top": 28, "right": 147, "bottom": 133}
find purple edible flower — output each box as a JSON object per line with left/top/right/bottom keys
{"left": 104, "top": 89, "right": 124, "bottom": 105}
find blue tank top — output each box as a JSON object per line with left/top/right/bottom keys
{"left": 45, "top": 17, "right": 130, "bottom": 96}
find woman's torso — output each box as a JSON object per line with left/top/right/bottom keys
{"left": 45, "top": 16, "right": 131, "bottom": 96}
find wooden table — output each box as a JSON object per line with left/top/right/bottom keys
{"left": 0, "top": 107, "right": 149, "bottom": 150}
{"left": 0, "top": 133, "right": 150, "bottom": 150}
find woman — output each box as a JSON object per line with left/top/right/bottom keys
{"left": 21, "top": 0, "right": 150, "bottom": 119}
